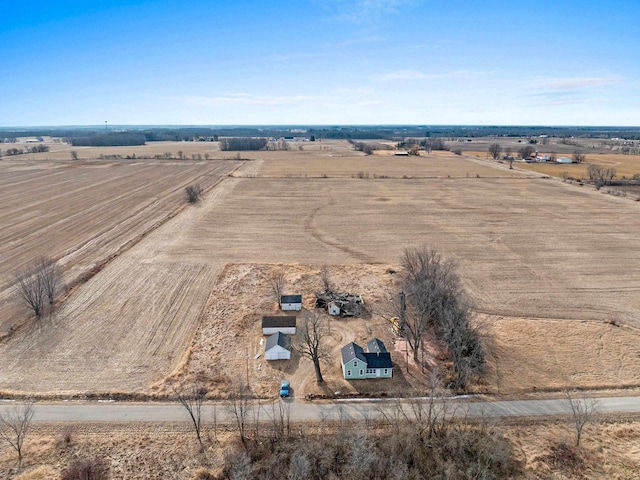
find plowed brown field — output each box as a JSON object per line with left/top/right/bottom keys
{"left": 0, "top": 156, "right": 240, "bottom": 334}
{"left": 1, "top": 142, "right": 640, "bottom": 396}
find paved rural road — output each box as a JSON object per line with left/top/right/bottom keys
{"left": 1, "top": 396, "right": 639, "bottom": 423}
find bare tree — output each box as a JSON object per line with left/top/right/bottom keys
{"left": 488, "top": 143, "right": 502, "bottom": 160}
{"left": 185, "top": 184, "right": 204, "bottom": 203}
{"left": 270, "top": 269, "right": 286, "bottom": 309}
{"left": 320, "top": 265, "right": 332, "bottom": 293}
{"left": 386, "top": 247, "right": 460, "bottom": 362}
{"left": 573, "top": 149, "right": 586, "bottom": 164}
{"left": 226, "top": 379, "right": 250, "bottom": 446}
{"left": 36, "top": 257, "right": 61, "bottom": 306}
{"left": 0, "top": 401, "right": 35, "bottom": 470}
{"left": 15, "top": 268, "right": 45, "bottom": 318}
{"left": 173, "top": 382, "right": 206, "bottom": 451}
{"left": 296, "top": 311, "right": 330, "bottom": 383}
{"left": 518, "top": 145, "right": 535, "bottom": 160}
{"left": 383, "top": 246, "right": 483, "bottom": 389}
{"left": 565, "top": 390, "right": 599, "bottom": 447}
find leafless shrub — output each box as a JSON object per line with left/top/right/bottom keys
{"left": 61, "top": 456, "right": 110, "bottom": 480}
{"left": 225, "top": 379, "right": 251, "bottom": 446}
{"left": 320, "top": 265, "right": 332, "bottom": 293}
{"left": 173, "top": 382, "right": 207, "bottom": 451}
{"left": 185, "top": 184, "right": 204, "bottom": 203}
{"left": 269, "top": 269, "right": 286, "bottom": 308}
{"left": 565, "top": 389, "right": 599, "bottom": 447}
{"left": 0, "top": 401, "right": 35, "bottom": 471}
{"left": 14, "top": 269, "right": 45, "bottom": 318}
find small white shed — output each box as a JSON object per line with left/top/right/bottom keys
{"left": 328, "top": 301, "right": 341, "bottom": 316}
{"left": 262, "top": 316, "right": 297, "bottom": 335}
{"left": 265, "top": 332, "right": 291, "bottom": 360}
{"left": 556, "top": 157, "right": 572, "bottom": 164}
{"left": 281, "top": 294, "right": 302, "bottom": 311}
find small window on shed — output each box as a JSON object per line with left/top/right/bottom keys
{"left": 384, "top": 369, "right": 388, "bottom": 375}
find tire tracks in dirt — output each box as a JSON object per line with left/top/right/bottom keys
{"left": 303, "top": 202, "right": 379, "bottom": 264}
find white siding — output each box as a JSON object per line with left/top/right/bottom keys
{"left": 263, "top": 327, "right": 297, "bottom": 335}
{"left": 265, "top": 345, "right": 291, "bottom": 360}
{"left": 281, "top": 303, "right": 302, "bottom": 311}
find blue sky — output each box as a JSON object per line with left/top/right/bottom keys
{"left": 2, "top": 0, "right": 639, "bottom": 126}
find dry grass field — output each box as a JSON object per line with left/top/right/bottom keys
{"left": 1, "top": 140, "right": 640, "bottom": 397}
{"left": 2, "top": 418, "right": 640, "bottom": 479}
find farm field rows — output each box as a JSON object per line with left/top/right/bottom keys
{"left": 0, "top": 156, "right": 240, "bottom": 334}
{"left": 1, "top": 144, "right": 640, "bottom": 395}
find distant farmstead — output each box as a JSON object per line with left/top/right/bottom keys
{"left": 262, "top": 316, "right": 297, "bottom": 335}
{"left": 280, "top": 294, "right": 302, "bottom": 311}
{"left": 341, "top": 338, "right": 393, "bottom": 379}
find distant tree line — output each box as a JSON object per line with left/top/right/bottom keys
{"left": 0, "top": 145, "right": 49, "bottom": 157}
{"left": 70, "top": 133, "right": 146, "bottom": 147}
{"left": 219, "top": 137, "right": 269, "bottom": 151}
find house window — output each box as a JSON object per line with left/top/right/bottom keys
{"left": 366, "top": 368, "right": 375, "bottom": 374}
{"left": 384, "top": 369, "right": 388, "bottom": 375}
{"left": 359, "top": 370, "right": 364, "bottom": 376}
{"left": 347, "top": 370, "right": 351, "bottom": 376}
{"left": 353, "top": 361, "right": 357, "bottom": 367}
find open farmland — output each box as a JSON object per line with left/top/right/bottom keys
{"left": 255, "top": 148, "right": 525, "bottom": 179}
{"left": 1, "top": 142, "right": 640, "bottom": 396}
{"left": 0, "top": 155, "right": 241, "bottom": 334}
{"left": 517, "top": 153, "right": 640, "bottom": 179}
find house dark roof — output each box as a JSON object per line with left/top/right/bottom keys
{"left": 367, "top": 338, "right": 387, "bottom": 354}
{"left": 266, "top": 332, "right": 291, "bottom": 351}
{"left": 341, "top": 342, "right": 366, "bottom": 364}
{"left": 341, "top": 339, "right": 393, "bottom": 370}
{"left": 363, "top": 352, "right": 393, "bottom": 369}
{"left": 280, "top": 294, "right": 302, "bottom": 304}
{"left": 262, "top": 316, "right": 296, "bottom": 328}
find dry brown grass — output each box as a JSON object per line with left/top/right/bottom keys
{"left": 2, "top": 418, "right": 640, "bottom": 479}
{"left": 480, "top": 315, "right": 640, "bottom": 394}
{"left": 158, "top": 263, "right": 435, "bottom": 399}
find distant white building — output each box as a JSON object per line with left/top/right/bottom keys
{"left": 556, "top": 157, "right": 572, "bottom": 164}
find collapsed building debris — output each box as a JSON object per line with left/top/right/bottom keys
{"left": 315, "top": 291, "right": 365, "bottom": 317}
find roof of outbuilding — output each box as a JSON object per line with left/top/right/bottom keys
{"left": 266, "top": 332, "right": 291, "bottom": 351}
{"left": 281, "top": 294, "right": 302, "bottom": 304}
{"left": 262, "top": 316, "right": 297, "bottom": 328}
{"left": 341, "top": 342, "right": 366, "bottom": 364}
{"left": 367, "top": 338, "right": 387, "bottom": 354}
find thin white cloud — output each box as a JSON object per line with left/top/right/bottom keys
{"left": 373, "top": 69, "right": 486, "bottom": 82}
{"left": 532, "top": 76, "right": 620, "bottom": 90}
{"left": 320, "top": 0, "right": 419, "bottom": 24}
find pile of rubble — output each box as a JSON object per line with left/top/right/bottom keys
{"left": 315, "top": 291, "right": 365, "bottom": 317}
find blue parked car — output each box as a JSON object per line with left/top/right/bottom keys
{"left": 280, "top": 380, "right": 290, "bottom": 398}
